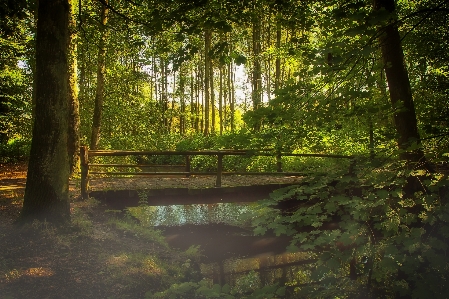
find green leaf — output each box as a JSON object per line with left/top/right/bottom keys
{"left": 234, "top": 54, "right": 247, "bottom": 65}
{"left": 286, "top": 244, "right": 299, "bottom": 252}
{"left": 254, "top": 226, "right": 267, "bottom": 235}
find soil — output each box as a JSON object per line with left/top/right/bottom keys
{"left": 0, "top": 163, "right": 189, "bottom": 299}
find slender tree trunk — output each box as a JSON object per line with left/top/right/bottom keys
{"left": 275, "top": 16, "right": 281, "bottom": 91}
{"left": 373, "top": 0, "right": 425, "bottom": 164}
{"left": 219, "top": 65, "right": 223, "bottom": 135}
{"left": 230, "top": 63, "right": 235, "bottom": 132}
{"left": 267, "top": 16, "right": 272, "bottom": 101}
{"left": 252, "top": 7, "right": 262, "bottom": 128}
{"left": 21, "top": 0, "right": 71, "bottom": 224}
{"left": 204, "top": 30, "right": 211, "bottom": 135}
{"left": 190, "top": 65, "right": 195, "bottom": 132}
{"left": 195, "top": 64, "right": 200, "bottom": 132}
{"left": 67, "top": 0, "right": 80, "bottom": 174}
{"left": 168, "top": 70, "right": 176, "bottom": 133}
{"left": 90, "top": 0, "right": 108, "bottom": 150}
{"left": 164, "top": 61, "right": 169, "bottom": 131}
{"left": 210, "top": 62, "right": 215, "bottom": 134}
{"left": 179, "top": 66, "right": 186, "bottom": 135}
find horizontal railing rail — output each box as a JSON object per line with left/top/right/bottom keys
{"left": 80, "top": 146, "right": 355, "bottom": 199}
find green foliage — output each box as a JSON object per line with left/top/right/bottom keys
{"left": 0, "top": 137, "right": 30, "bottom": 162}
{"left": 148, "top": 278, "right": 286, "bottom": 299}
{"left": 252, "top": 160, "right": 449, "bottom": 298}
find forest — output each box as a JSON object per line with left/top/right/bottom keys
{"left": 1, "top": 0, "right": 449, "bottom": 298}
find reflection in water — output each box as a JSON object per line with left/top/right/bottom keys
{"left": 128, "top": 203, "right": 314, "bottom": 290}
{"left": 128, "top": 203, "right": 255, "bottom": 227}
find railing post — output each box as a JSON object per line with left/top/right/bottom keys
{"left": 185, "top": 155, "right": 191, "bottom": 178}
{"left": 216, "top": 153, "right": 223, "bottom": 187}
{"left": 276, "top": 150, "right": 283, "bottom": 172}
{"left": 80, "top": 146, "right": 89, "bottom": 199}
{"left": 348, "top": 157, "right": 356, "bottom": 176}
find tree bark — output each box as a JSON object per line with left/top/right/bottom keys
{"left": 204, "top": 30, "right": 211, "bottom": 135}
{"left": 252, "top": 12, "right": 262, "bottom": 112}
{"left": 67, "top": 0, "right": 80, "bottom": 174}
{"left": 230, "top": 62, "right": 235, "bottom": 132}
{"left": 21, "top": 0, "right": 71, "bottom": 224}
{"left": 374, "top": 0, "right": 425, "bottom": 164}
{"left": 90, "top": 0, "right": 109, "bottom": 150}
{"left": 219, "top": 65, "right": 223, "bottom": 135}
{"left": 210, "top": 62, "right": 215, "bottom": 134}
{"left": 275, "top": 15, "right": 281, "bottom": 92}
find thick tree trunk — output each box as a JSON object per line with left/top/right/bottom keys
{"left": 90, "top": 0, "right": 109, "bottom": 150}
{"left": 21, "top": 0, "right": 71, "bottom": 224}
{"left": 374, "top": 0, "right": 425, "bottom": 164}
{"left": 67, "top": 0, "right": 80, "bottom": 174}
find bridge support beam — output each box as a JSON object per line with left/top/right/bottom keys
{"left": 80, "top": 146, "right": 89, "bottom": 199}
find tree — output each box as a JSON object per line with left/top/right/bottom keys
{"left": 90, "top": 0, "right": 109, "bottom": 150}
{"left": 21, "top": 0, "right": 72, "bottom": 224}
{"left": 0, "top": 0, "right": 32, "bottom": 144}
{"left": 68, "top": 0, "right": 80, "bottom": 173}
{"left": 373, "top": 0, "right": 426, "bottom": 165}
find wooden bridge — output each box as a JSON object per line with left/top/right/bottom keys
{"left": 80, "top": 147, "right": 355, "bottom": 208}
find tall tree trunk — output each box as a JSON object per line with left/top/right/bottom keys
{"left": 230, "top": 63, "right": 235, "bottom": 132}
{"left": 373, "top": 0, "right": 425, "bottom": 164}
{"left": 199, "top": 61, "right": 203, "bottom": 132}
{"left": 21, "top": 0, "right": 71, "bottom": 224}
{"left": 275, "top": 15, "right": 281, "bottom": 92}
{"left": 219, "top": 65, "right": 223, "bottom": 135}
{"left": 190, "top": 65, "right": 195, "bottom": 132}
{"left": 252, "top": 7, "right": 262, "bottom": 131}
{"left": 90, "top": 0, "right": 109, "bottom": 150}
{"left": 164, "top": 61, "right": 169, "bottom": 131}
{"left": 68, "top": 0, "right": 80, "bottom": 174}
{"left": 179, "top": 65, "right": 186, "bottom": 135}
{"left": 195, "top": 64, "right": 200, "bottom": 132}
{"left": 204, "top": 30, "right": 211, "bottom": 135}
{"left": 210, "top": 62, "right": 215, "bottom": 134}
{"left": 266, "top": 16, "right": 272, "bottom": 102}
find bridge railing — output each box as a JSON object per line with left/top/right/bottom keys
{"left": 80, "top": 146, "right": 355, "bottom": 199}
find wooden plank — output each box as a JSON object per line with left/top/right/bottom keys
{"left": 281, "top": 153, "right": 353, "bottom": 159}
{"left": 88, "top": 171, "right": 305, "bottom": 176}
{"left": 88, "top": 150, "right": 250, "bottom": 156}
{"left": 88, "top": 171, "right": 217, "bottom": 176}
{"left": 89, "top": 164, "right": 186, "bottom": 168}
{"left": 222, "top": 172, "right": 306, "bottom": 176}
{"left": 88, "top": 149, "right": 353, "bottom": 159}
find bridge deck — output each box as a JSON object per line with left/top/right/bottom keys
{"left": 88, "top": 175, "right": 304, "bottom": 208}
{"left": 89, "top": 174, "right": 304, "bottom": 191}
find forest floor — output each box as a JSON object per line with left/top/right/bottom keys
{"left": 0, "top": 163, "right": 203, "bottom": 299}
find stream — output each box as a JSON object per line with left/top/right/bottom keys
{"left": 127, "top": 203, "right": 315, "bottom": 288}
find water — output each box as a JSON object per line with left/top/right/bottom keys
{"left": 127, "top": 202, "right": 256, "bottom": 227}
{"left": 127, "top": 202, "right": 314, "bottom": 290}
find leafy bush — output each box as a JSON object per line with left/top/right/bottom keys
{"left": 147, "top": 278, "right": 286, "bottom": 299}
{"left": 252, "top": 161, "right": 449, "bottom": 298}
{"left": 0, "top": 137, "right": 31, "bottom": 163}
